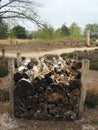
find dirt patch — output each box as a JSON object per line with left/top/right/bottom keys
{"left": 88, "top": 70, "right": 98, "bottom": 92}
{"left": 0, "top": 76, "right": 10, "bottom": 89}
{"left": 0, "top": 107, "right": 98, "bottom": 130}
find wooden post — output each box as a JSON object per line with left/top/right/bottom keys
{"left": 78, "top": 59, "right": 89, "bottom": 119}
{"left": 1, "top": 47, "right": 6, "bottom": 57}
{"left": 8, "top": 58, "right": 15, "bottom": 116}
{"left": 73, "top": 52, "right": 78, "bottom": 60}
{"left": 17, "top": 53, "right": 21, "bottom": 67}
{"left": 86, "top": 30, "right": 90, "bottom": 46}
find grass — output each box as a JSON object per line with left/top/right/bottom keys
{"left": 0, "top": 88, "right": 9, "bottom": 102}
{"left": 91, "top": 119, "right": 98, "bottom": 125}
{"left": 0, "top": 56, "right": 8, "bottom": 77}
{"left": 85, "top": 90, "right": 98, "bottom": 108}
{"left": 65, "top": 128, "right": 70, "bottom": 130}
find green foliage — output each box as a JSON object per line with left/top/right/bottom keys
{"left": 54, "top": 28, "right": 62, "bottom": 38}
{"left": 60, "top": 53, "right": 73, "bottom": 60}
{"left": 61, "top": 24, "right": 69, "bottom": 36}
{"left": 90, "top": 58, "right": 98, "bottom": 70}
{"left": 32, "top": 23, "right": 83, "bottom": 39}
{"left": 69, "top": 22, "right": 82, "bottom": 38}
{"left": 84, "top": 23, "right": 98, "bottom": 39}
{"left": 65, "top": 128, "right": 70, "bottom": 130}
{"left": 27, "top": 31, "right": 33, "bottom": 39}
{"left": 0, "top": 89, "right": 9, "bottom": 102}
{"left": 33, "top": 24, "right": 54, "bottom": 39}
{"left": 0, "top": 18, "right": 8, "bottom": 39}
{"left": 91, "top": 119, "right": 98, "bottom": 125}
{"left": 0, "top": 56, "right": 8, "bottom": 77}
{"left": 11, "top": 25, "right": 27, "bottom": 39}
{"left": 85, "top": 90, "right": 98, "bottom": 108}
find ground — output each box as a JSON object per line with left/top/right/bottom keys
{"left": 0, "top": 39, "right": 98, "bottom": 130}
{"left": 0, "top": 70, "right": 98, "bottom": 130}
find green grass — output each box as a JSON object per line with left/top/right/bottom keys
{"left": 0, "top": 56, "right": 8, "bottom": 77}
{"left": 65, "top": 128, "right": 70, "bottom": 130}
{"left": 91, "top": 119, "right": 98, "bottom": 125}
{"left": 0, "top": 88, "right": 9, "bottom": 102}
{"left": 85, "top": 90, "right": 98, "bottom": 108}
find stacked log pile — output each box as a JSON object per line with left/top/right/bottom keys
{"left": 13, "top": 54, "right": 82, "bottom": 120}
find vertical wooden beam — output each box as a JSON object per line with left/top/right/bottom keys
{"left": 8, "top": 58, "right": 15, "bottom": 116}
{"left": 86, "top": 30, "right": 90, "bottom": 46}
{"left": 78, "top": 59, "right": 89, "bottom": 119}
{"left": 17, "top": 53, "right": 21, "bottom": 67}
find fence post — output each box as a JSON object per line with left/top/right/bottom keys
{"left": 78, "top": 59, "right": 89, "bottom": 119}
{"left": 8, "top": 58, "right": 15, "bottom": 116}
{"left": 73, "top": 52, "right": 78, "bottom": 60}
{"left": 86, "top": 30, "right": 90, "bottom": 46}
{"left": 17, "top": 53, "right": 21, "bottom": 67}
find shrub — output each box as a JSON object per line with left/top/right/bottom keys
{"left": 0, "top": 56, "right": 8, "bottom": 77}
{"left": 60, "top": 53, "right": 73, "bottom": 60}
{"left": 91, "top": 119, "right": 98, "bottom": 125}
{"left": 0, "top": 88, "right": 9, "bottom": 102}
{"left": 90, "top": 58, "right": 98, "bottom": 70}
{"left": 85, "top": 90, "right": 98, "bottom": 108}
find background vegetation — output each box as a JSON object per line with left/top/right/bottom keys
{"left": 1, "top": 17, "right": 98, "bottom": 40}
{"left": 0, "top": 56, "right": 8, "bottom": 77}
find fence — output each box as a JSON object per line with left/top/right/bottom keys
{"left": 8, "top": 53, "right": 89, "bottom": 120}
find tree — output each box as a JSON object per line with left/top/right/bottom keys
{"left": 26, "top": 31, "right": 33, "bottom": 39}
{"left": 54, "top": 28, "right": 61, "bottom": 38}
{"left": 61, "top": 24, "right": 69, "bottom": 36}
{"left": 0, "top": 17, "right": 8, "bottom": 39}
{"left": 11, "top": 25, "right": 27, "bottom": 39}
{"left": 69, "top": 22, "right": 82, "bottom": 38}
{"left": 84, "top": 23, "right": 98, "bottom": 38}
{"left": 0, "top": 0, "right": 42, "bottom": 26}
{"left": 33, "top": 24, "right": 54, "bottom": 39}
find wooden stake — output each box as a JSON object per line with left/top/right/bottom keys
{"left": 86, "top": 30, "right": 90, "bottom": 46}
{"left": 73, "top": 52, "right": 78, "bottom": 60}
{"left": 8, "top": 58, "right": 15, "bottom": 116}
{"left": 17, "top": 53, "right": 21, "bottom": 67}
{"left": 78, "top": 59, "right": 89, "bottom": 119}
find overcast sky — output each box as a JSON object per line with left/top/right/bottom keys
{"left": 30, "top": 0, "right": 98, "bottom": 30}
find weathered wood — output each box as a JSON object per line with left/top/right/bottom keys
{"left": 17, "top": 53, "right": 21, "bottom": 67}
{"left": 73, "top": 52, "right": 78, "bottom": 60}
{"left": 1, "top": 47, "right": 6, "bottom": 56}
{"left": 8, "top": 58, "right": 15, "bottom": 116}
{"left": 86, "top": 30, "right": 90, "bottom": 46}
{"left": 78, "top": 59, "right": 89, "bottom": 119}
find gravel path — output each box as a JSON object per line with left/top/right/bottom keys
{"left": 0, "top": 46, "right": 98, "bottom": 58}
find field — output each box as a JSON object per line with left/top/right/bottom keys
{"left": 0, "top": 39, "right": 98, "bottom": 130}
{"left": 0, "top": 39, "right": 89, "bottom": 53}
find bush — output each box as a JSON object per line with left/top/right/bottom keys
{"left": 85, "top": 90, "right": 98, "bottom": 108}
{"left": 0, "top": 88, "right": 9, "bottom": 102}
{"left": 90, "top": 58, "right": 98, "bottom": 70}
{"left": 0, "top": 56, "right": 8, "bottom": 77}
{"left": 60, "top": 53, "right": 73, "bottom": 60}
{"left": 91, "top": 119, "right": 98, "bottom": 125}
{"left": 90, "top": 62, "right": 98, "bottom": 70}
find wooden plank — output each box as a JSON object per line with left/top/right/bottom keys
{"left": 8, "top": 58, "right": 15, "bottom": 116}
{"left": 78, "top": 59, "right": 89, "bottom": 119}
{"left": 17, "top": 53, "right": 21, "bottom": 67}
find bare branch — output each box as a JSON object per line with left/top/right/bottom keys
{"left": 0, "top": 0, "right": 43, "bottom": 27}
